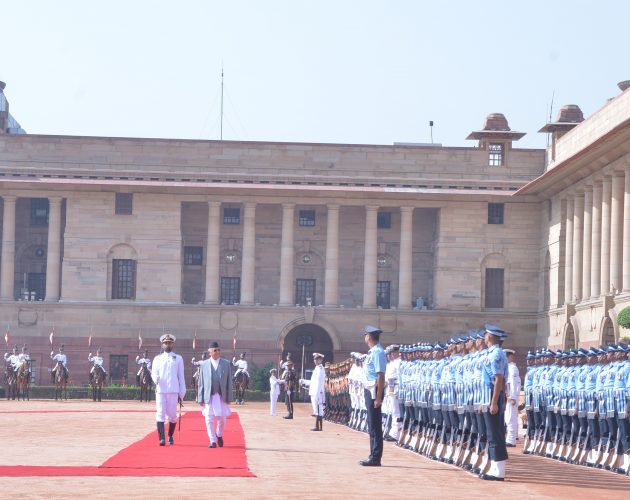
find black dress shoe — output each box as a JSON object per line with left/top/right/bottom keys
{"left": 168, "top": 436, "right": 174, "bottom": 445}
{"left": 159, "top": 439, "right": 165, "bottom": 446}
{"left": 209, "top": 443, "right": 217, "bottom": 448}
{"left": 506, "top": 443, "right": 516, "bottom": 447}
{"left": 217, "top": 436, "right": 224, "bottom": 447}
{"left": 283, "top": 415, "right": 293, "bottom": 419}
{"left": 359, "top": 459, "right": 381, "bottom": 467}
{"left": 480, "top": 474, "right": 504, "bottom": 481}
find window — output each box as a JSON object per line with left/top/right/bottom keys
{"left": 377, "top": 281, "right": 391, "bottom": 309}
{"left": 112, "top": 259, "right": 136, "bottom": 299}
{"left": 184, "top": 246, "right": 203, "bottom": 266}
{"left": 488, "top": 203, "right": 504, "bottom": 224}
{"left": 223, "top": 207, "right": 240, "bottom": 225}
{"left": 295, "top": 278, "right": 316, "bottom": 306}
{"left": 299, "top": 210, "right": 316, "bottom": 227}
{"left": 485, "top": 268, "right": 504, "bottom": 308}
{"left": 221, "top": 277, "right": 241, "bottom": 305}
{"left": 30, "top": 198, "right": 49, "bottom": 226}
{"left": 377, "top": 212, "right": 391, "bottom": 229}
{"left": 109, "top": 355, "right": 128, "bottom": 383}
{"left": 488, "top": 143, "right": 504, "bottom": 166}
{"left": 115, "top": 193, "right": 133, "bottom": 215}
{"left": 28, "top": 273, "right": 46, "bottom": 301}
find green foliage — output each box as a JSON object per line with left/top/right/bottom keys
{"left": 249, "top": 361, "right": 276, "bottom": 392}
{"left": 617, "top": 306, "right": 630, "bottom": 329}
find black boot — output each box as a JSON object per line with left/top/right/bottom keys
{"left": 318, "top": 416, "right": 323, "bottom": 431}
{"left": 157, "top": 422, "right": 165, "bottom": 446}
{"left": 311, "top": 416, "right": 320, "bottom": 431}
{"left": 168, "top": 422, "right": 176, "bottom": 445}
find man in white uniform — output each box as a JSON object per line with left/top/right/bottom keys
{"left": 307, "top": 353, "right": 326, "bottom": 431}
{"left": 50, "top": 345, "right": 69, "bottom": 382}
{"left": 135, "top": 349, "right": 152, "bottom": 385}
{"left": 269, "top": 368, "right": 283, "bottom": 416}
{"left": 151, "top": 334, "right": 186, "bottom": 446}
{"left": 4, "top": 346, "right": 20, "bottom": 372}
{"left": 384, "top": 344, "right": 402, "bottom": 441}
{"left": 232, "top": 352, "right": 250, "bottom": 380}
{"left": 88, "top": 348, "right": 107, "bottom": 383}
{"left": 504, "top": 348, "right": 521, "bottom": 447}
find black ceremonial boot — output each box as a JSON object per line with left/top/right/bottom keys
{"left": 168, "top": 422, "right": 176, "bottom": 445}
{"left": 157, "top": 422, "right": 166, "bottom": 446}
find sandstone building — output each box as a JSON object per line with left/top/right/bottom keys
{"left": 1, "top": 81, "right": 629, "bottom": 384}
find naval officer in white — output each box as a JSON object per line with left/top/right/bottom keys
{"left": 151, "top": 333, "right": 186, "bottom": 446}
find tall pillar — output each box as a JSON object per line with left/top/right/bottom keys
{"left": 240, "top": 202, "right": 256, "bottom": 305}
{"left": 564, "top": 197, "right": 574, "bottom": 304}
{"left": 324, "top": 204, "right": 340, "bottom": 306}
{"left": 0, "top": 196, "right": 16, "bottom": 300}
{"left": 571, "top": 193, "right": 584, "bottom": 302}
{"left": 601, "top": 176, "right": 612, "bottom": 295}
{"left": 610, "top": 172, "right": 624, "bottom": 292}
{"left": 398, "top": 206, "right": 413, "bottom": 309}
{"left": 279, "top": 203, "right": 295, "bottom": 306}
{"left": 45, "top": 197, "right": 63, "bottom": 301}
{"left": 623, "top": 170, "right": 630, "bottom": 291}
{"left": 362, "top": 205, "right": 378, "bottom": 308}
{"left": 581, "top": 187, "right": 592, "bottom": 300}
{"left": 204, "top": 201, "right": 221, "bottom": 304}
{"left": 591, "top": 182, "right": 602, "bottom": 298}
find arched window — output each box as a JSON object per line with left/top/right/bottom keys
{"left": 107, "top": 244, "right": 138, "bottom": 300}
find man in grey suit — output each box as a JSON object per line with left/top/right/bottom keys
{"left": 197, "top": 341, "right": 233, "bottom": 448}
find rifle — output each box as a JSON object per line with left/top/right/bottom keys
{"left": 575, "top": 423, "right": 590, "bottom": 464}
{"left": 397, "top": 407, "right": 410, "bottom": 447}
{"left": 458, "top": 427, "right": 475, "bottom": 467}
{"left": 606, "top": 431, "right": 621, "bottom": 471}
{"left": 430, "top": 419, "right": 446, "bottom": 459}
{"left": 562, "top": 420, "right": 575, "bottom": 461}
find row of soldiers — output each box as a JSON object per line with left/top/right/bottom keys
{"left": 523, "top": 343, "right": 630, "bottom": 476}
{"left": 325, "top": 325, "right": 515, "bottom": 481}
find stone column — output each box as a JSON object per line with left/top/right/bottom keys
{"left": 362, "top": 205, "right": 378, "bottom": 308}
{"left": 591, "top": 182, "right": 602, "bottom": 298}
{"left": 600, "top": 176, "right": 612, "bottom": 295}
{"left": 564, "top": 197, "right": 574, "bottom": 305}
{"left": 45, "top": 197, "right": 63, "bottom": 301}
{"left": 240, "top": 202, "right": 256, "bottom": 305}
{"left": 571, "top": 193, "right": 584, "bottom": 302}
{"left": 610, "top": 172, "right": 624, "bottom": 292}
{"left": 204, "top": 201, "right": 221, "bottom": 304}
{"left": 398, "top": 206, "right": 414, "bottom": 309}
{"left": 279, "top": 203, "right": 295, "bottom": 306}
{"left": 0, "top": 196, "right": 16, "bottom": 300}
{"left": 324, "top": 204, "right": 340, "bottom": 306}
{"left": 624, "top": 170, "right": 630, "bottom": 291}
{"left": 582, "top": 186, "right": 592, "bottom": 300}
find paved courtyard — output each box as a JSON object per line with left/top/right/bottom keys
{"left": 0, "top": 399, "right": 628, "bottom": 499}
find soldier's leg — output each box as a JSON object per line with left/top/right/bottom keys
{"left": 155, "top": 392, "right": 167, "bottom": 445}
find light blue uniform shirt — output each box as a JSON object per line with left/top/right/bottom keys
{"left": 364, "top": 343, "right": 387, "bottom": 382}
{"left": 482, "top": 344, "right": 508, "bottom": 388}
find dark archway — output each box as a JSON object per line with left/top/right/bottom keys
{"left": 562, "top": 322, "right": 576, "bottom": 350}
{"left": 600, "top": 316, "right": 615, "bottom": 345}
{"left": 282, "top": 323, "right": 333, "bottom": 379}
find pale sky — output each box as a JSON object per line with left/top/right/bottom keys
{"left": 1, "top": 0, "right": 627, "bottom": 149}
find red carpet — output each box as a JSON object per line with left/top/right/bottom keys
{"left": 0, "top": 411, "right": 254, "bottom": 477}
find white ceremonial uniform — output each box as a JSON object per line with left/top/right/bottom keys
{"left": 505, "top": 360, "right": 521, "bottom": 445}
{"left": 51, "top": 352, "right": 67, "bottom": 366}
{"left": 136, "top": 356, "right": 152, "bottom": 375}
{"left": 4, "top": 353, "right": 20, "bottom": 370}
{"left": 269, "top": 374, "right": 282, "bottom": 415}
{"left": 89, "top": 355, "right": 106, "bottom": 374}
{"left": 309, "top": 364, "right": 326, "bottom": 417}
{"left": 151, "top": 351, "right": 186, "bottom": 423}
{"left": 385, "top": 356, "right": 402, "bottom": 440}
{"left": 233, "top": 358, "right": 249, "bottom": 377}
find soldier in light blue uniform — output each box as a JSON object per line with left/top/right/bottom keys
{"left": 479, "top": 324, "right": 509, "bottom": 481}
{"left": 612, "top": 343, "right": 630, "bottom": 474}
{"left": 523, "top": 351, "right": 537, "bottom": 453}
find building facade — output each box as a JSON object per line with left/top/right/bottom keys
{"left": 1, "top": 81, "right": 628, "bottom": 384}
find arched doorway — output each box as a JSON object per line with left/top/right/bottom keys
{"left": 282, "top": 324, "right": 333, "bottom": 379}
{"left": 562, "top": 322, "right": 576, "bottom": 350}
{"left": 600, "top": 316, "right": 615, "bottom": 345}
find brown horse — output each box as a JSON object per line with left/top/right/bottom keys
{"left": 53, "top": 360, "right": 68, "bottom": 401}
{"left": 234, "top": 371, "right": 249, "bottom": 405}
{"left": 16, "top": 360, "right": 31, "bottom": 401}
{"left": 91, "top": 365, "right": 105, "bottom": 402}
{"left": 5, "top": 361, "right": 17, "bottom": 400}
{"left": 138, "top": 363, "right": 152, "bottom": 402}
